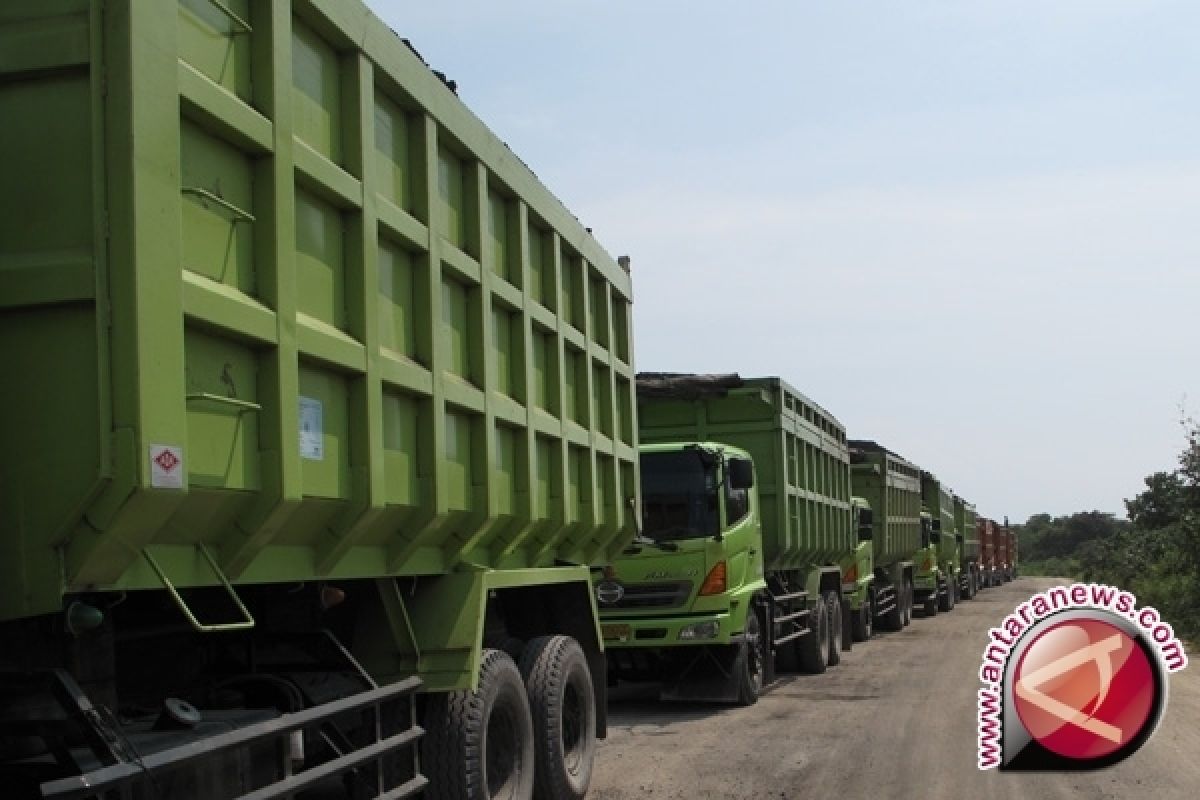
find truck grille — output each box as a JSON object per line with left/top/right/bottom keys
{"left": 605, "top": 581, "right": 693, "bottom": 610}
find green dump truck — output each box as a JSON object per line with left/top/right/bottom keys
{"left": 597, "top": 375, "right": 854, "bottom": 704}
{"left": 0, "top": 2, "right": 637, "bottom": 797}
{"left": 954, "top": 494, "right": 980, "bottom": 600}
{"left": 841, "top": 441, "right": 922, "bottom": 639}
{"left": 914, "top": 472, "right": 960, "bottom": 616}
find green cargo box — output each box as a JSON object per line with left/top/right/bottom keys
{"left": 921, "top": 471, "right": 957, "bottom": 562}
{"left": 955, "top": 495, "right": 978, "bottom": 560}
{"left": 637, "top": 375, "right": 853, "bottom": 570}
{"left": 0, "top": 0, "right": 638, "bottom": 622}
{"left": 848, "top": 440, "right": 922, "bottom": 565}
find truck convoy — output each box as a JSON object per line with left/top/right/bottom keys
{"left": 598, "top": 375, "right": 856, "bottom": 704}
{"left": 0, "top": 1, "right": 638, "bottom": 798}
{"left": 0, "top": 2, "right": 1018, "bottom": 798}
{"left": 595, "top": 377, "right": 1006, "bottom": 706}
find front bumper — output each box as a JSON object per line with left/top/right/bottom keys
{"left": 600, "top": 609, "right": 737, "bottom": 648}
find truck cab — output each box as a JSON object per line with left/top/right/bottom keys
{"left": 840, "top": 499, "right": 876, "bottom": 639}
{"left": 598, "top": 443, "right": 769, "bottom": 702}
{"left": 913, "top": 512, "right": 942, "bottom": 615}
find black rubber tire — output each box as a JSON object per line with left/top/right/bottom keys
{"left": 518, "top": 636, "right": 596, "bottom": 800}
{"left": 851, "top": 589, "right": 873, "bottom": 642}
{"left": 796, "top": 593, "right": 828, "bottom": 675}
{"left": 881, "top": 586, "right": 903, "bottom": 632}
{"left": 924, "top": 588, "right": 939, "bottom": 617}
{"left": 824, "top": 591, "right": 843, "bottom": 667}
{"left": 732, "top": 610, "right": 765, "bottom": 706}
{"left": 775, "top": 632, "right": 799, "bottom": 673}
{"left": 940, "top": 576, "right": 957, "bottom": 612}
{"left": 901, "top": 580, "right": 913, "bottom": 627}
{"left": 422, "top": 648, "right": 535, "bottom": 800}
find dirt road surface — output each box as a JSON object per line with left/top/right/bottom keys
{"left": 590, "top": 577, "right": 1198, "bottom": 800}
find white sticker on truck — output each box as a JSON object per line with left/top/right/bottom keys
{"left": 299, "top": 396, "right": 324, "bottom": 460}
{"left": 149, "top": 445, "right": 185, "bottom": 489}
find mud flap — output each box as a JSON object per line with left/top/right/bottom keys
{"left": 659, "top": 643, "right": 741, "bottom": 704}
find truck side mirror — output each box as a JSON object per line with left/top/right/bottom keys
{"left": 729, "top": 458, "right": 754, "bottom": 489}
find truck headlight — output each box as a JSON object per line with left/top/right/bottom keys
{"left": 678, "top": 621, "right": 721, "bottom": 640}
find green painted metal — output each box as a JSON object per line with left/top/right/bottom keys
{"left": 0, "top": 0, "right": 638, "bottom": 624}
{"left": 921, "top": 471, "right": 960, "bottom": 579}
{"left": 841, "top": 442, "right": 922, "bottom": 613}
{"left": 601, "top": 442, "right": 767, "bottom": 650}
{"left": 637, "top": 376, "right": 853, "bottom": 569}
{"left": 847, "top": 441, "right": 922, "bottom": 566}
{"left": 955, "top": 494, "right": 978, "bottom": 561}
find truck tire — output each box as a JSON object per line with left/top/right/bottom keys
{"left": 940, "top": 577, "right": 956, "bottom": 612}
{"left": 851, "top": 589, "right": 873, "bottom": 642}
{"left": 519, "top": 636, "right": 597, "bottom": 800}
{"left": 901, "top": 580, "right": 913, "bottom": 627}
{"left": 423, "top": 648, "right": 535, "bottom": 800}
{"left": 796, "top": 593, "right": 828, "bottom": 674}
{"left": 923, "top": 587, "right": 938, "bottom": 617}
{"left": 880, "top": 586, "right": 902, "bottom": 632}
{"left": 732, "top": 610, "right": 765, "bottom": 706}
{"left": 823, "top": 590, "right": 843, "bottom": 667}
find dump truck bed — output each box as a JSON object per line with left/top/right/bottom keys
{"left": 0, "top": 0, "right": 637, "bottom": 621}
{"left": 848, "top": 440, "right": 922, "bottom": 565}
{"left": 637, "top": 374, "right": 853, "bottom": 570}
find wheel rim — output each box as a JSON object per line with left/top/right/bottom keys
{"left": 561, "top": 680, "right": 586, "bottom": 776}
{"left": 486, "top": 698, "right": 522, "bottom": 797}
{"left": 746, "top": 613, "right": 763, "bottom": 691}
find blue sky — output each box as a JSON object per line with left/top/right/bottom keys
{"left": 375, "top": 1, "right": 1200, "bottom": 521}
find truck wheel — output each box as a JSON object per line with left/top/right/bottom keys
{"left": 941, "top": 578, "right": 957, "bottom": 612}
{"left": 924, "top": 588, "right": 939, "bottom": 617}
{"left": 881, "top": 586, "right": 902, "bottom": 632}
{"left": 733, "top": 610, "right": 765, "bottom": 706}
{"left": 901, "top": 580, "right": 913, "bottom": 627}
{"left": 519, "top": 636, "right": 596, "bottom": 800}
{"left": 423, "top": 648, "right": 535, "bottom": 800}
{"left": 824, "top": 591, "right": 843, "bottom": 666}
{"left": 796, "top": 593, "right": 828, "bottom": 674}
{"left": 851, "top": 589, "right": 873, "bottom": 642}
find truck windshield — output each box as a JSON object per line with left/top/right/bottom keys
{"left": 640, "top": 450, "right": 719, "bottom": 541}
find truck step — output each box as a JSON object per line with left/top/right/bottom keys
{"left": 773, "top": 629, "right": 810, "bottom": 646}
{"left": 770, "top": 590, "right": 806, "bottom": 605}
{"left": 774, "top": 609, "right": 809, "bottom": 625}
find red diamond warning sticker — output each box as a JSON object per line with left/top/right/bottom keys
{"left": 150, "top": 445, "right": 184, "bottom": 489}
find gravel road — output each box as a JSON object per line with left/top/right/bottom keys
{"left": 589, "top": 577, "right": 1197, "bottom": 800}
